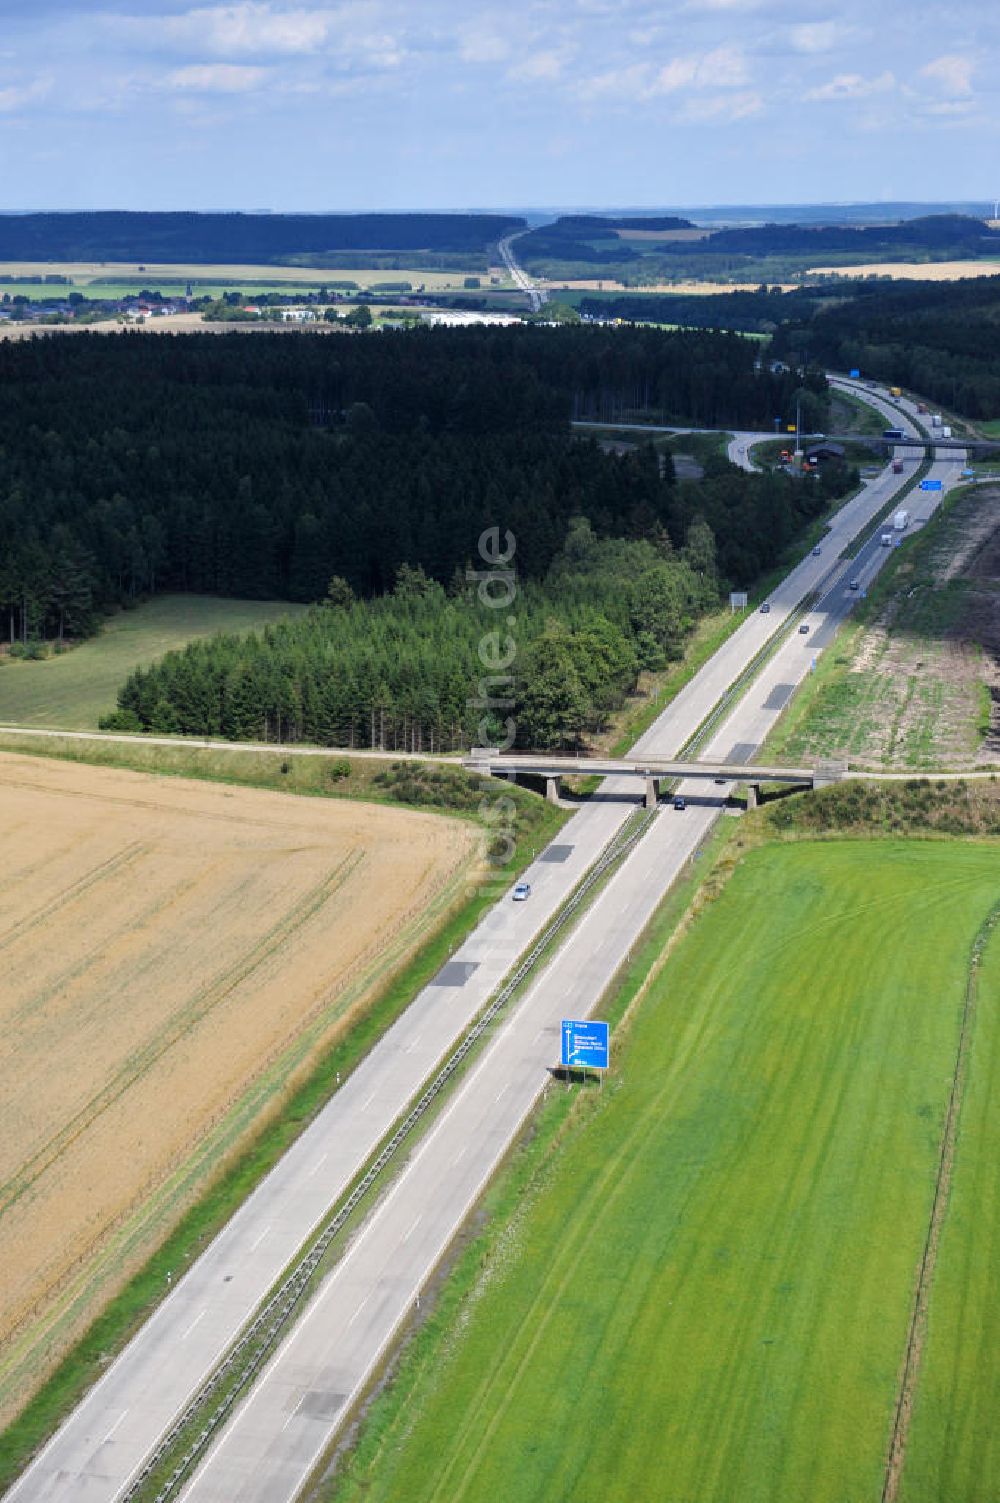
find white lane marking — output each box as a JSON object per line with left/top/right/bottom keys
{"left": 404, "top": 1035, "right": 422, "bottom": 1054}
{"left": 250, "top": 1224, "right": 271, "bottom": 1253}
{"left": 495, "top": 1083, "right": 508, "bottom": 1102}
{"left": 102, "top": 1409, "right": 129, "bottom": 1445}
{"left": 454, "top": 1145, "right": 466, "bottom": 1164}
{"left": 307, "top": 1153, "right": 327, "bottom": 1178}
{"left": 403, "top": 1214, "right": 421, "bottom": 1242}
{"left": 281, "top": 1397, "right": 303, "bottom": 1432}
{"left": 362, "top": 1091, "right": 376, "bottom": 1111}
{"left": 347, "top": 1293, "right": 370, "bottom": 1329}
{"left": 181, "top": 1309, "right": 206, "bottom": 1341}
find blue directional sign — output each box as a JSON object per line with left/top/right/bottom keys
{"left": 561, "top": 1019, "right": 610, "bottom": 1071}
{"left": 920, "top": 479, "right": 943, "bottom": 492}
{"left": 849, "top": 368, "right": 861, "bottom": 379}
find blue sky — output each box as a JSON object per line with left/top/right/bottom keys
{"left": 1, "top": 0, "right": 996, "bottom": 211}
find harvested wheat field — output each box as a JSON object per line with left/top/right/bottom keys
{"left": 0, "top": 752, "right": 478, "bottom": 1418}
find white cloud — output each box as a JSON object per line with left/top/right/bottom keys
{"left": 920, "top": 54, "right": 974, "bottom": 96}
{"left": 458, "top": 23, "right": 511, "bottom": 64}
{"left": 789, "top": 21, "right": 845, "bottom": 55}
{"left": 508, "top": 50, "right": 570, "bottom": 83}
{"left": 167, "top": 63, "right": 266, "bottom": 92}
{"left": 161, "top": 3, "right": 338, "bottom": 56}
{"left": 0, "top": 75, "right": 52, "bottom": 112}
{"left": 681, "top": 88, "right": 763, "bottom": 121}
{"left": 805, "top": 70, "right": 894, "bottom": 101}
{"left": 578, "top": 45, "right": 749, "bottom": 101}
{"left": 653, "top": 45, "right": 751, "bottom": 94}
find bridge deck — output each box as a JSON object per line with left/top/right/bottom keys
{"left": 466, "top": 754, "right": 816, "bottom": 784}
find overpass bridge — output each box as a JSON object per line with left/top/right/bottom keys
{"left": 465, "top": 751, "right": 845, "bottom": 809}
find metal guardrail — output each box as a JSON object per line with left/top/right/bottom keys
{"left": 126, "top": 804, "right": 657, "bottom": 1503}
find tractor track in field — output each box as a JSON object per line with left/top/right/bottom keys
{"left": 881, "top": 898, "right": 1000, "bottom": 1501}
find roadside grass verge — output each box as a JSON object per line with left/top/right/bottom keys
{"left": 324, "top": 834, "right": 1000, "bottom": 1503}
{"left": 0, "top": 778, "right": 563, "bottom": 1493}
{"left": 0, "top": 594, "right": 307, "bottom": 729}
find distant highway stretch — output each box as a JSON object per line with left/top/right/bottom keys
{"left": 6, "top": 379, "right": 964, "bottom": 1503}
{"left": 497, "top": 231, "right": 546, "bottom": 312}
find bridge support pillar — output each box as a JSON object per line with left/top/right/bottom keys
{"left": 545, "top": 775, "right": 562, "bottom": 805}
{"left": 745, "top": 783, "right": 758, "bottom": 811}
{"left": 644, "top": 776, "right": 660, "bottom": 810}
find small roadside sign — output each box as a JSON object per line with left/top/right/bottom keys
{"left": 561, "top": 1019, "right": 609, "bottom": 1072}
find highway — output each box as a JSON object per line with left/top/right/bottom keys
{"left": 497, "top": 231, "right": 546, "bottom": 312}
{"left": 6, "top": 378, "right": 953, "bottom": 1503}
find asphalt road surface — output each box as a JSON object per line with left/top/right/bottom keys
{"left": 7, "top": 379, "right": 948, "bottom": 1503}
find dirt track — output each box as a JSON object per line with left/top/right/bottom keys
{"left": 0, "top": 753, "right": 477, "bottom": 1414}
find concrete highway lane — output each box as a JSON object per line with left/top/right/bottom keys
{"left": 5, "top": 377, "right": 936, "bottom": 1503}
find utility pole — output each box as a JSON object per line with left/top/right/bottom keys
{"left": 794, "top": 396, "right": 803, "bottom": 460}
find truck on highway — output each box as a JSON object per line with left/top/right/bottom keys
{"left": 894, "top": 509, "right": 909, "bottom": 531}
{"left": 890, "top": 386, "right": 903, "bottom": 398}
{"left": 941, "top": 425, "right": 953, "bottom": 439}
{"left": 892, "top": 458, "right": 904, "bottom": 474}
{"left": 931, "top": 413, "right": 943, "bottom": 428}
{"left": 883, "top": 428, "right": 905, "bottom": 441}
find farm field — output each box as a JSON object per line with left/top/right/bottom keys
{"left": 0, "top": 594, "right": 306, "bottom": 729}
{"left": 768, "top": 485, "right": 1000, "bottom": 770}
{"left": 331, "top": 839, "right": 1000, "bottom": 1503}
{"left": 899, "top": 908, "right": 1000, "bottom": 1502}
{"left": 807, "top": 259, "right": 1000, "bottom": 281}
{"left": 0, "top": 261, "right": 499, "bottom": 292}
{"left": 0, "top": 752, "right": 478, "bottom": 1420}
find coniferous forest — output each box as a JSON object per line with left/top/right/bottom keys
{"left": 0, "top": 324, "right": 850, "bottom": 748}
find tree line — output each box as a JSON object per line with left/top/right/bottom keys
{"left": 108, "top": 441, "right": 853, "bottom": 753}
{"left": 771, "top": 275, "right": 1000, "bottom": 418}
{"left": 0, "top": 212, "right": 524, "bottom": 264}
{"left": 0, "top": 325, "right": 821, "bottom": 642}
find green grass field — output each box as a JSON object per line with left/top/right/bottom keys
{"left": 0, "top": 595, "right": 305, "bottom": 729}
{"left": 331, "top": 839, "right": 1000, "bottom": 1503}
{"left": 899, "top": 910, "right": 1000, "bottom": 1502}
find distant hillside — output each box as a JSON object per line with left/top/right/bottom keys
{"left": 0, "top": 212, "right": 525, "bottom": 265}
{"left": 517, "top": 212, "right": 1000, "bottom": 279}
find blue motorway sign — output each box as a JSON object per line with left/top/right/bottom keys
{"left": 849, "top": 368, "right": 861, "bottom": 379}
{"left": 920, "top": 479, "right": 943, "bottom": 492}
{"left": 561, "top": 1019, "right": 610, "bottom": 1070}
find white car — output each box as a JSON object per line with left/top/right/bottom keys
{"left": 512, "top": 882, "right": 531, "bottom": 901}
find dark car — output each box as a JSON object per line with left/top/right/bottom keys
{"left": 673, "top": 796, "right": 686, "bottom": 811}
{"left": 849, "top": 579, "right": 860, "bottom": 591}
{"left": 798, "top": 623, "right": 810, "bottom": 634}
{"left": 760, "top": 602, "right": 771, "bottom": 614}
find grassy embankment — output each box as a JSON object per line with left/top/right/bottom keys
{"left": 765, "top": 482, "right": 996, "bottom": 771}
{"left": 327, "top": 814, "right": 1000, "bottom": 1503}
{"left": 0, "top": 594, "right": 308, "bottom": 729}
